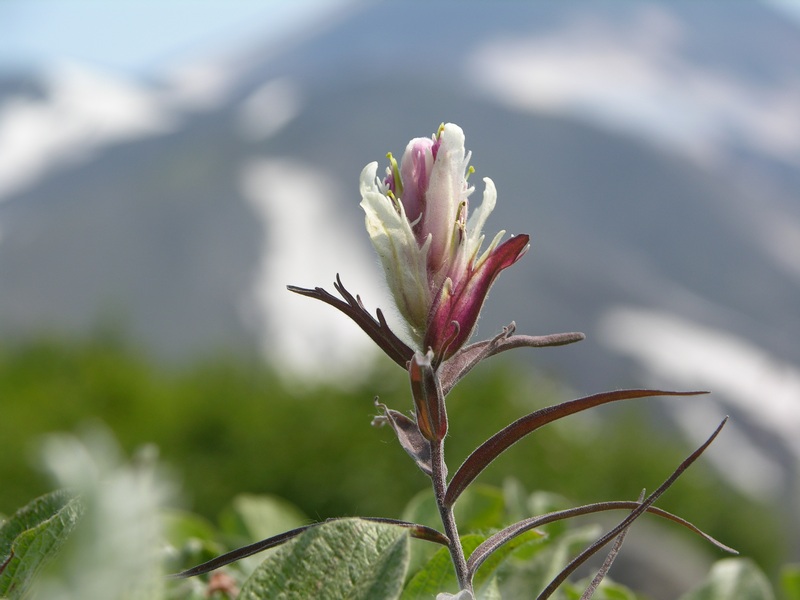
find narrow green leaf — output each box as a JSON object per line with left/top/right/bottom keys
{"left": 680, "top": 558, "right": 775, "bottom": 600}
{"left": 401, "top": 534, "right": 484, "bottom": 600}
{"left": 478, "top": 575, "right": 502, "bottom": 600}
{"left": 471, "top": 528, "right": 544, "bottom": 591}
{"left": 402, "top": 486, "right": 506, "bottom": 534}
{"left": 454, "top": 486, "right": 506, "bottom": 533}
{"left": 501, "top": 479, "right": 530, "bottom": 525}
{"left": 0, "top": 490, "right": 84, "bottom": 599}
{"left": 162, "top": 510, "right": 227, "bottom": 582}
{"left": 563, "top": 578, "right": 640, "bottom": 600}
{"left": 219, "top": 494, "right": 308, "bottom": 545}
{"left": 162, "top": 509, "right": 218, "bottom": 546}
{"left": 781, "top": 564, "right": 800, "bottom": 600}
{"left": 238, "top": 517, "right": 409, "bottom": 600}
{"left": 541, "top": 526, "right": 602, "bottom": 592}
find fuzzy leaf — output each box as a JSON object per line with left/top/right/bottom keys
{"left": 680, "top": 558, "right": 775, "bottom": 600}
{"left": 0, "top": 490, "right": 84, "bottom": 599}
{"left": 174, "top": 517, "right": 443, "bottom": 580}
{"left": 237, "top": 518, "right": 409, "bottom": 600}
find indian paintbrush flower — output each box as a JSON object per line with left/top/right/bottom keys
{"left": 178, "top": 121, "right": 732, "bottom": 599}
{"left": 360, "top": 123, "right": 530, "bottom": 364}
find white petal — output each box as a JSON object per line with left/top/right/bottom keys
{"left": 360, "top": 163, "right": 430, "bottom": 341}
{"left": 423, "top": 124, "right": 466, "bottom": 272}
{"left": 465, "top": 176, "right": 498, "bottom": 262}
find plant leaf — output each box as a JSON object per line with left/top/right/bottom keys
{"left": 781, "top": 564, "right": 800, "bottom": 600}
{"left": 537, "top": 418, "right": 727, "bottom": 599}
{"left": 680, "top": 558, "right": 775, "bottom": 600}
{"left": 580, "top": 490, "right": 644, "bottom": 600}
{"left": 402, "top": 534, "right": 484, "bottom": 600}
{"left": 445, "top": 389, "right": 708, "bottom": 506}
{"left": 238, "top": 517, "right": 410, "bottom": 600}
{"left": 470, "top": 528, "right": 544, "bottom": 592}
{"left": 0, "top": 490, "right": 84, "bottom": 599}
{"left": 373, "top": 400, "right": 433, "bottom": 477}
{"left": 287, "top": 275, "right": 414, "bottom": 369}
{"left": 440, "top": 323, "right": 584, "bottom": 395}
{"left": 219, "top": 494, "right": 308, "bottom": 546}
{"left": 468, "top": 499, "right": 735, "bottom": 579}
{"left": 172, "top": 517, "right": 445, "bottom": 579}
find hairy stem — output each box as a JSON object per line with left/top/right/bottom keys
{"left": 431, "top": 439, "right": 471, "bottom": 594}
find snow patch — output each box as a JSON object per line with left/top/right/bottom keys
{"left": 469, "top": 5, "right": 800, "bottom": 167}
{"left": 239, "top": 157, "right": 397, "bottom": 384}
{"left": 0, "top": 61, "right": 177, "bottom": 201}
{"left": 598, "top": 306, "right": 800, "bottom": 499}
{"left": 236, "top": 78, "right": 302, "bottom": 142}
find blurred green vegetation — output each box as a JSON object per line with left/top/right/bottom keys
{"left": 0, "top": 333, "right": 788, "bottom": 583}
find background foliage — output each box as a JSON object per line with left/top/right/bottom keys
{"left": 0, "top": 332, "right": 790, "bottom": 593}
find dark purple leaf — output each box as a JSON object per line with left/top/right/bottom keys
{"left": 445, "top": 389, "right": 709, "bottom": 507}
{"left": 287, "top": 274, "right": 414, "bottom": 369}
{"left": 439, "top": 323, "right": 584, "bottom": 395}
{"left": 372, "top": 399, "right": 433, "bottom": 477}
{"left": 468, "top": 496, "right": 735, "bottom": 578}
{"left": 536, "top": 418, "right": 728, "bottom": 599}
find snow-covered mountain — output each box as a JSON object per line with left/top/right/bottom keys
{"left": 1, "top": 2, "right": 799, "bottom": 518}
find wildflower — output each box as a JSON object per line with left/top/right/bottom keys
{"left": 360, "top": 123, "right": 529, "bottom": 363}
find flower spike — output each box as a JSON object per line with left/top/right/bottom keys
{"left": 360, "top": 123, "right": 530, "bottom": 363}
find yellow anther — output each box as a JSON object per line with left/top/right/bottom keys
{"left": 386, "top": 152, "right": 403, "bottom": 197}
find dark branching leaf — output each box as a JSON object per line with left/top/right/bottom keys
{"left": 439, "top": 323, "right": 585, "bottom": 396}
{"left": 536, "top": 418, "right": 729, "bottom": 599}
{"left": 445, "top": 389, "right": 709, "bottom": 507}
{"left": 373, "top": 400, "right": 433, "bottom": 477}
{"left": 287, "top": 275, "right": 414, "bottom": 369}
{"left": 467, "top": 499, "right": 735, "bottom": 579}
{"left": 171, "top": 517, "right": 447, "bottom": 579}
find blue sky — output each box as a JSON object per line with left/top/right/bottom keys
{"left": 0, "top": 0, "right": 346, "bottom": 75}
{"left": 2, "top": 0, "right": 798, "bottom": 78}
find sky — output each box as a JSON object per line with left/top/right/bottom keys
{"left": 1, "top": 0, "right": 799, "bottom": 79}
{"left": 0, "top": 0, "right": 350, "bottom": 76}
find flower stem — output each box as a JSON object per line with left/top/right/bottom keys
{"left": 431, "top": 438, "right": 471, "bottom": 594}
